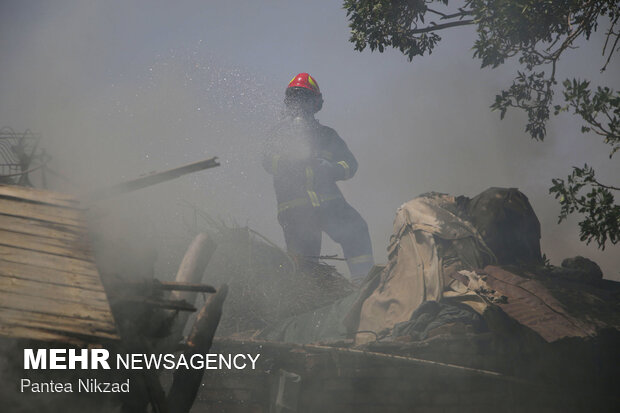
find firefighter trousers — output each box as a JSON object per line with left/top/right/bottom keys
{"left": 277, "top": 198, "right": 374, "bottom": 283}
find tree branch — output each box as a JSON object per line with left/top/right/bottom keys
{"left": 601, "top": 32, "right": 619, "bottom": 72}
{"left": 593, "top": 179, "right": 620, "bottom": 191}
{"left": 409, "top": 19, "right": 474, "bottom": 34}
{"left": 601, "top": 13, "right": 619, "bottom": 72}
{"left": 425, "top": 8, "right": 471, "bottom": 20}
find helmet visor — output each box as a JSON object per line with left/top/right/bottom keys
{"left": 285, "top": 87, "right": 322, "bottom": 114}
{"left": 285, "top": 87, "right": 317, "bottom": 101}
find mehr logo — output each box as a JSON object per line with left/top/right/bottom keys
{"left": 24, "top": 349, "right": 111, "bottom": 370}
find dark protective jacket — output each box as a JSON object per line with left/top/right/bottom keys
{"left": 262, "top": 117, "right": 358, "bottom": 214}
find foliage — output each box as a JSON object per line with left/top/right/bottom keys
{"left": 555, "top": 79, "right": 620, "bottom": 157}
{"left": 550, "top": 164, "right": 619, "bottom": 248}
{"left": 344, "top": 0, "right": 620, "bottom": 248}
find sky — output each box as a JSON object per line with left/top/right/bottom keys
{"left": 0, "top": 0, "right": 618, "bottom": 279}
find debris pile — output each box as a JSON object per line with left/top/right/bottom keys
{"left": 230, "top": 187, "right": 620, "bottom": 411}
{"left": 198, "top": 222, "right": 356, "bottom": 335}
{"left": 1, "top": 177, "right": 618, "bottom": 412}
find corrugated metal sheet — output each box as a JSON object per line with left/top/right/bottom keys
{"left": 0, "top": 184, "right": 119, "bottom": 345}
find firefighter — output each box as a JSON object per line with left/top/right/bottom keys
{"left": 263, "top": 73, "right": 374, "bottom": 284}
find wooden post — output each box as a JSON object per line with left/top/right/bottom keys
{"left": 167, "top": 284, "right": 229, "bottom": 413}
{"left": 170, "top": 233, "right": 217, "bottom": 340}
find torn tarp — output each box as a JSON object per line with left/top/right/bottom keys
{"left": 355, "top": 193, "right": 496, "bottom": 344}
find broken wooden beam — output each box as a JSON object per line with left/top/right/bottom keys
{"left": 115, "top": 296, "right": 197, "bottom": 312}
{"left": 111, "top": 279, "right": 216, "bottom": 294}
{"left": 167, "top": 284, "right": 228, "bottom": 413}
{"left": 87, "top": 157, "right": 220, "bottom": 201}
{"left": 156, "top": 281, "right": 216, "bottom": 293}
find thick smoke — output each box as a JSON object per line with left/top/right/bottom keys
{"left": 0, "top": 0, "right": 618, "bottom": 281}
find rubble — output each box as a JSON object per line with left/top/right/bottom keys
{"left": 192, "top": 218, "right": 356, "bottom": 336}
{"left": 1, "top": 179, "right": 618, "bottom": 412}
{"left": 0, "top": 185, "right": 223, "bottom": 413}
{"left": 196, "top": 187, "right": 620, "bottom": 412}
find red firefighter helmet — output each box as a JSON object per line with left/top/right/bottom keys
{"left": 285, "top": 73, "right": 323, "bottom": 113}
{"left": 287, "top": 73, "right": 321, "bottom": 94}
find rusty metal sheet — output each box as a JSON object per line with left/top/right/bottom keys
{"left": 482, "top": 265, "right": 596, "bottom": 342}
{"left": 0, "top": 184, "right": 119, "bottom": 345}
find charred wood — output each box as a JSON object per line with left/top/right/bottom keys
{"left": 167, "top": 284, "right": 228, "bottom": 413}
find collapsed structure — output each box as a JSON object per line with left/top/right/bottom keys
{"left": 0, "top": 154, "right": 225, "bottom": 413}
{"left": 1, "top": 165, "right": 618, "bottom": 412}
{"left": 198, "top": 188, "right": 620, "bottom": 412}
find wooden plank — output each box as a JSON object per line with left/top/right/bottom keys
{"left": 0, "top": 214, "right": 85, "bottom": 243}
{"left": 0, "top": 324, "right": 88, "bottom": 346}
{"left": 0, "top": 259, "right": 104, "bottom": 291}
{"left": 0, "top": 290, "right": 115, "bottom": 324}
{"left": 0, "top": 185, "right": 119, "bottom": 344}
{"left": 0, "top": 274, "right": 109, "bottom": 305}
{"left": 0, "top": 184, "right": 80, "bottom": 208}
{"left": 0, "top": 307, "right": 117, "bottom": 339}
{"left": 0, "top": 244, "right": 99, "bottom": 278}
{"left": 0, "top": 229, "right": 93, "bottom": 262}
{"left": 0, "top": 197, "right": 85, "bottom": 227}
{"left": 0, "top": 307, "right": 117, "bottom": 337}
